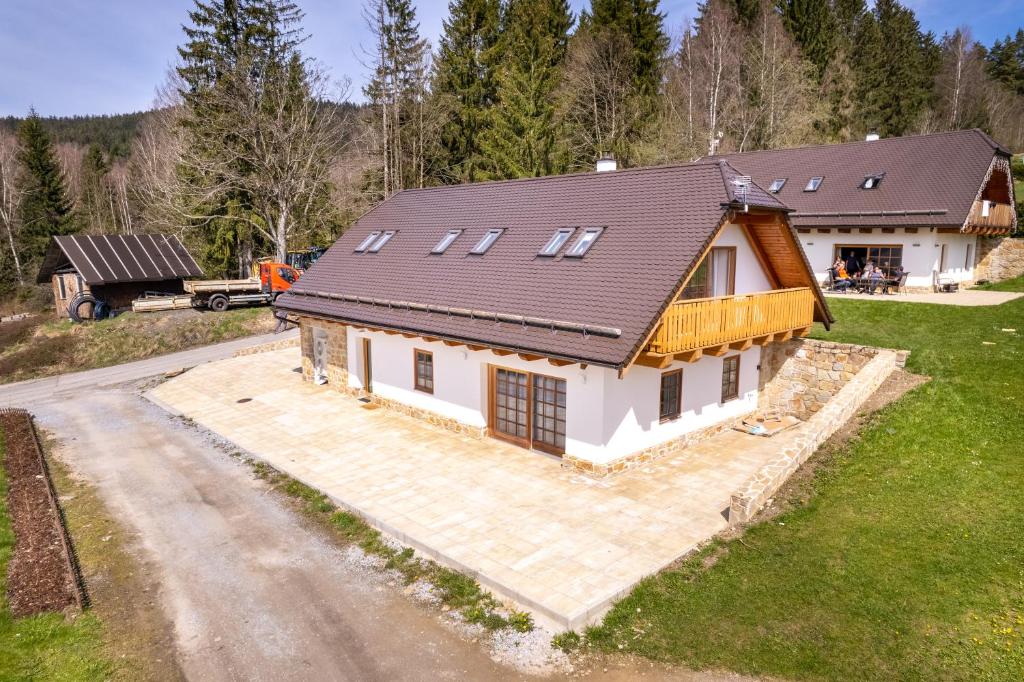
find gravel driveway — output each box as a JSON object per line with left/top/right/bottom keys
{"left": 32, "top": 388, "right": 516, "bottom": 681}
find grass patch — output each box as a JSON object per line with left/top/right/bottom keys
{"left": 586, "top": 296, "right": 1024, "bottom": 680}
{"left": 0, "top": 307, "right": 276, "bottom": 384}
{"left": 974, "top": 275, "right": 1024, "bottom": 292}
{"left": 256, "top": 462, "right": 529, "bottom": 633}
{"left": 0, "top": 427, "right": 112, "bottom": 680}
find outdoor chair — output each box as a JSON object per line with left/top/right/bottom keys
{"left": 894, "top": 272, "right": 909, "bottom": 295}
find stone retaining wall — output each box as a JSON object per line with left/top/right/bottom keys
{"left": 730, "top": 349, "right": 900, "bottom": 523}
{"left": 759, "top": 338, "right": 909, "bottom": 420}
{"left": 975, "top": 236, "right": 1024, "bottom": 283}
{"left": 232, "top": 336, "right": 300, "bottom": 357}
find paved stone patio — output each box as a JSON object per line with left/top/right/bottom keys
{"left": 824, "top": 288, "right": 1022, "bottom": 306}
{"left": 149, "top": 348, "right": 813, "bottom": 630}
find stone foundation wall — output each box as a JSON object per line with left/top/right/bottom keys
{"left": 731, "top": 348, "right": 901, "bottom": 523}
{"left": 297, "top": 316, "right": 349, "bottom": 387}
{"left": 975, "top": 237, "right": 1024, "bottom": 282}
{"left": 759, "top": 338, "right": 909, "bottom": 420}
{"left": 232, "top": 336, "right": 300, "bottom": 357}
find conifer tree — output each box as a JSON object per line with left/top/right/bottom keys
{"left": 986, "top": 29, "right": 1024, "bottom": 96}
{"left": 851, "top": 0, "right": 939, "bottom": 137}
{"left": 579, "top": 0, "right": 669, "bottom": 115}
{"left": 79, "top": 144, "right": 111, "bottom": 233}
{"left": 15, "top": 110, "right": 75, "bottom": 268}
{"left": 432, "top": 0, "right": 501, "bottom": 183}
{"left": 777, "top": 0, "right": 837, "bottom": 81}
{"left": 477, "top": 0, "right": 573, "bottom": 179}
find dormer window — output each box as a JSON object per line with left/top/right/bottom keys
{"left": 539, "top": 228, "right": 574, "bottom": 256}
{"left": 471, "top": 229, "right": 503, "bottom": 254}
{"left": 565, "top": 227, "right": 603, "bottom": 258}
{"left": 804, "top": 176, "right": 823, "bottom": 192}
{"left": 861, "top": 173, "right": 884, "bottom": 189}
{"left": 432, "top": 229, "right": 462, "bottom": 254}
{"left": 768, "top": 178, "right": 786, "bottom": 193}
{"left": 366, "top": 230, "right": 395, "bottom": 253}
{"left": 354, "top": 231, "right": 382, "bottom": 252}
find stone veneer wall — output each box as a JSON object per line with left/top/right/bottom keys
{"left": 232, "top": 336, "right": 300, "bottom": 357}
{"left": 975, "top": 237, "right": 1024, "bottom": 283}
{"left": 731, "top": 348, "right": 901, "bottom": 523}
{"left": 297, "top": 316, "right": 349, "bottom": 386}
{"left": 759, "top": 338, "right": 909, "bottom": 420}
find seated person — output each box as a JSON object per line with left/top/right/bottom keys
{"left": 884, "top": 266, "right": 906, "bottom": 294}
{"left": 868, "top": 266, "right": 885, "bottom": 294}
{"left": 832, "top": 264, "right": 854, "bottom": 291}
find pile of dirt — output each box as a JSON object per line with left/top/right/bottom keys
{"left": 1, "top": 410, "right": 80, "bottom": 616}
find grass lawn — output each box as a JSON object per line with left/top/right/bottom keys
{"left": 0, "top": 429, "right": 113, "bottom": 681}
{"left": 0, "top": 306, "right": 276, "bottom": 384}
{"left": 974, "top": 275, "right": 1024, "bottom": 292}
{"left": 587, "top": 295, "right": 1024, "bottom": 680}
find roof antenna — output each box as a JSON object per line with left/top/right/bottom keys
{"left": 732, "top": 176, "right": 751, "bottom": 213}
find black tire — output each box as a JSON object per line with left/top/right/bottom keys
{"left": 209, "top": 295, "right": 230, "bottom": 312}
{"left": 67, "top": 292, "right": 97, "bottom": 323}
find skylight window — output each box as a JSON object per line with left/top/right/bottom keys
{"left": 539, "top": 228, "right": 574, "bottom": 256}
{"left": 470, "top": 229, "right": 503, "bottom": 254}
{"left": 366, "top": 230, "right": 395, "bottom": 253}
{"left": 768, "top": 178, "right": 787, "bottom": 193}
{"left": 355, "top": 231, "right": 382, "bottom": 252}
{"left": 432, "top": 229, "right": 462, "bottom": 254}
{"left": 804, "top": 176, "right": 823, "bottom": 192}
{"left": 565, "top": 227, "right": 603, "bottom": 258}
{"left": 861, "top": 173, "right": 884, "bottom": 189}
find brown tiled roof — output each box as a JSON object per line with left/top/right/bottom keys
{"left": 276, "top": 160, "right": 800, "bottom": 368}
{"left": 36, "top": 234, "right": 204, "bottom": 285}
{"left": 717, "top": 129, "right": 1009, "bottom": 228}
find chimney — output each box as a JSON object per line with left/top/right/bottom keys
{"left": 596, "top": 154, "right": 617, "bottom": 172}
{"left": 865, "top": 132, "right": 880, "bottom": 142}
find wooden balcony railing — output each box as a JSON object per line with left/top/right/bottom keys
{"left": 647, "top": 287, "right": 815, "bottom": 355}
{"left": 966, "top": 200, "right": 1014, "bottom": 231}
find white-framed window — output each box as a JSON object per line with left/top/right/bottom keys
{"left": 355, "top": 231, "right": 382, "bottom": 252}
{"left": 367, "top": 230, "right": 396, "bottom": 253}
{"left": 471, "top": 229, "right": 503, "bottom": 254}
{"left": 861, "top": 173, "right": 884, "bottom": 189}
{"left": 768, "top": 178, "right": 786, "bottom": 193}
{"left": 565, "top": 227, "right": 603, "bottom": 258}
{"left": 804, "top": 176, "right": 823, "bottom": 192}
{"left": 539, "top": 228, "right": 574, "bottom": 256}
{"left": 432, "top": 229, "right": 462, "bottom": 254}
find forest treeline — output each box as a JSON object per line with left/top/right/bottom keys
{"left": 2, "top": 0, "right": 1023, "bottom": 299}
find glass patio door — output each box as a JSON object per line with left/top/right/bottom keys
{"left": 532, "top": 374, "right": 566, "bottom": 455}
{"left": 493, "top": 368, "right": 529, "bottom": 445}
{"left": 490, "top": 367, "right": 567, "bottom": 455}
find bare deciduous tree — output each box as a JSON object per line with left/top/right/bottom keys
{"left": 0, "top": 131, "right": 25, "bottom": 285}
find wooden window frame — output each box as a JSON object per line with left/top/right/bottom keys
{"left": 680, "top": 246, "right": 736, "bottom": 300}
{"left": 721, "top": 355, "right": 740, "bottom": 403}
{"left": 487, "top": 364, "right": 566, "bottom": 456}
{"left": 659, "top": 369, "right": 682, "bottom": 423}
{"left": 413, "top": 348, "right": 434, "bottom": 394}
{"left": 833, "top": 243, "right": 904, "bottom": 277}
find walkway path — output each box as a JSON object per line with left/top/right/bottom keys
{"left": 0, "top": 329, "right": 297, "bottom": 407}
{"left": 824, "top": 289, "right": 1022, "bottom": 306}
{"left": 151, "top": 347, "right": 812, "bottom": 631}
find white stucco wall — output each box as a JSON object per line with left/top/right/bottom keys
{"left": 337, "top": 221, "right": 777, "bottom": 464}
{"left": 345, "top": 329, "right": 760, "bottom": 465}
{"left": 799, "top": 228, "right": 979, "bottom": 288}
{"left": 712, "top": 223, "right": 774, "bottom": 293}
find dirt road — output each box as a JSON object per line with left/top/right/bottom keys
{"left": 34, "top": 389, "right": 519, "bottom": 681}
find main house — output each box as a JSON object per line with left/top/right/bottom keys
{"left": 717, "top": 129, "right": 1017, "bottom": 290}
{"left": 274, "top": 159, "right": 832, "bottom": 473}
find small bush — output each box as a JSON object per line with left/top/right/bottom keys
{"left": 552, "top": 630, "right": 582, "bottom": 652}
{"left": 508, "top": 610, "right": 534, "bottom": 633}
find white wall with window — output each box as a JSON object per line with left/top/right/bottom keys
{"left": 798, "top": 228, "right": 979, "bottom": 289}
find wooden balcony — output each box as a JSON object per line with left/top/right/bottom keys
{"left": 640, "top": 288, "right": 814, "bottom": 365}
{"left": 965, "top": 200, "right": 1015, "bottom": 234}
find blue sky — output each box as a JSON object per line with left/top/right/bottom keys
{"left": 1, "top": 0, "right": 1021, "bottom": 117}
